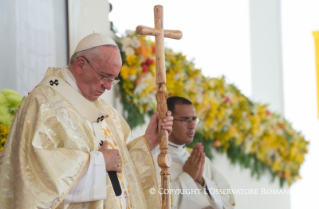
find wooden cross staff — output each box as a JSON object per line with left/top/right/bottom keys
{"left": 136, "top": 5, "right": 182, "bottom": 209}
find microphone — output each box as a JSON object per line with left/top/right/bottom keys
{"left": 108, "top": 171, "right": 122, "bottom": 196}
{"left": 100, "top": 140, "right": 122, "bottom": 196}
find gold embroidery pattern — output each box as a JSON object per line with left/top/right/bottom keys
{"left": 0, "top": 84, "right": 92, "bottom": 208}
{"left": 100, "top": 122, "right": 131, "bottom": 209}
{"left": 0, "top": 68, "right": 159, "bottom": 209}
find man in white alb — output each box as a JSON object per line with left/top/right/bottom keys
{"left": 152, "top": 96, "right": 235, "bottom": 209}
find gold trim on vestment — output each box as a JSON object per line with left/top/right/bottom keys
{"left": 127, "top": 136, "right": 162, "bottom": 208}
{"left": 142, "top": 135, "right": 161, "bottom": 193}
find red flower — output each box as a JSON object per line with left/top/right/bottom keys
{"left": 152, "top": 46, "right": 156, "bottom": 53}
{"left": 142, "top": 64, "right": 149, "bottom": 72}
{"left": 225, "top": 96, "right": 231, "bottom": 104}
{"left": 266, "top": 109, "right": 271, "bottom": 116}
{"left": 146, "top": 58, "right": 154, "bottom": 65}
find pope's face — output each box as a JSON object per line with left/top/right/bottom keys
{"left": 169, "top": 104, "right": 197, "bottom": 145}
{"left": 77, "top": 46, "right": 122, "bottom": 101}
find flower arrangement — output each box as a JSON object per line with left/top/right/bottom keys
{"left": 0, "top": 89, "right": 23, "bottom": 152}
{"left": 0, "top": 32, "right": 309, "bottom": 186}
{"left": 117, "top": 31, "right": 309, "bottom": 186}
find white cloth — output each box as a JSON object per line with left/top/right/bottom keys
{"left": 61, "top": 66, "right": 82, "bottom": 95}
{"left": 152, "top": 142, "right": 235, "bottom": 209}
{"left": 62, "top": 67, "right": 107, "bottom": 203}
{"left": 63, "top": 151, "right": 107, "bottom": 203}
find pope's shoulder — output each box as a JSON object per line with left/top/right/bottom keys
{"left": 23, "top": 84, "right": 62, "bottom": 104}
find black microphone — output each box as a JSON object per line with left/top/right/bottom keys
{"left": 108, "top": 171, "right": 122, "bottom": 196}
{"left": 100, "top": 140, "right": 122, "bottom": 196}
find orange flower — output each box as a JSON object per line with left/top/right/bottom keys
{"left": 136, "top": 39, "right": 149, "bottom": 61}
{"left": 214, "top": 140, "right": 222, "bottom": 147}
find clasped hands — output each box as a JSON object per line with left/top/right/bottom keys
{"left": 183, "top": 143, "right": 206, "bottom": 186}
{"left": 98, "top": 111, "right": 173, "bottom": 172}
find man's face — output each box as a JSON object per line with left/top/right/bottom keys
{"left": 76, "top": 46, "right": 122, "bottom": 101}
{"left": 169, "top": 104, "right": 197, "bottom": 145}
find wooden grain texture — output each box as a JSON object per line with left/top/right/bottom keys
{"left": 136, "top": 26, "right": 182, "bottom": 40}
{"left": 135, "top": 5, "right": 182, "bottom": 209}
{"left": 154, "top": 5, "right": 165, "bottom": 84}
{"left": 164, "top": 30, "right": 183, "bottom": 40}
{"left": 136, "top": 25, "right": 160, "bottom": 36}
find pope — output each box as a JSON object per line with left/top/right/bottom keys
{"left": 0, "top": 33, "right": 173, "bottom": 209}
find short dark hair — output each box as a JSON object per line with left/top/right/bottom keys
{"left": 167, "top": 96, "right": 193, "bottom": 114}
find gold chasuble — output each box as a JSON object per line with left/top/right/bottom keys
{"left": 0, "top": 68, "right": 161, "bottom": 209}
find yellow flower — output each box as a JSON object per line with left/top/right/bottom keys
{"left": 117, "top": 33, "right": 309, "bottom": 186}
{"left": 272, "top": 160, "right": 281, "bottom": 172}
{"left": 0, "top": 124, "right": 10, "bottom": 151}
{"left": 120, "top": 65, "right": 130, "bottom": 80}
{"left": 126, "top": 55, "right": 140, "bottom": 67}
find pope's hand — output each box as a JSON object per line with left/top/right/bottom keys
{"left": 144, "top": 111, "right": 174, "bottom": 150}
{"left": 98, "top": 141, "right": 122, "bottom": 173}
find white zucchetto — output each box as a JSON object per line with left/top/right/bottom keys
{"left": 74, "top": 33, "right": 118, "bottom": 53}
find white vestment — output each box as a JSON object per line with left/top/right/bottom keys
{"left": 61, "top": 67, "right": 108, "bottom": 204}
{"left": 0, "top": 67, "right": 161, "bottom": 209}
{"left": 152, "top": 142, "right": 236, "bottom": 209}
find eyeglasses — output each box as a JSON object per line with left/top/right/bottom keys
{"left": 77, "top": 56, "right": 120, "bottom": 85}
{"left": 173, "top": 117, "right": 201, "bottom": 126}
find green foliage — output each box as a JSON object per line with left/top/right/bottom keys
{"left": 0, "top": 89, "right": 24, "bottom": 151}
